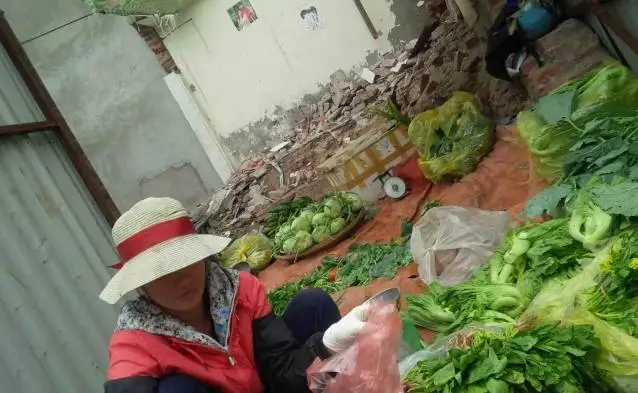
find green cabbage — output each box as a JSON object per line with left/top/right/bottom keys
{"left": 323, "top": 198, "right": 342, "bottom": 218}
{"left": 339, "top": 192, "right": 364, "bottom": 211}
{"left": 312, "top": 226, "right": 331, "bottom": 243}
{"left": 311, "top": 212, "right": 330, "bottom": 227}
{"left": 298, "top": 210, "right": 315, "bottom": 223}
{"left": 291, "top": 216, "right": 311, "bottom": 233}
{"left": 329, "top": 218, "right": 346, "bottom": 235}
{"left": 281, "top": 231, "right": 314, "bottom": 254}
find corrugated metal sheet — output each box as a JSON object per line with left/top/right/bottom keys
{"left": 1, "top": 39, "right": 119, "bottom": 392}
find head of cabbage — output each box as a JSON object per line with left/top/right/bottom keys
{"left": 339, "top": 192, "right": 364, "bottom": 212}
{"left": 329, "top": 218, "right": 346, "bottom": 235}
{"left": 282, "top": 231, "right": 314, "bottom": 254}
{"left": 323, "top": 198, "right": 343, "bottom": 218}
{"left": 311, "top": 212, "right": 330, "bottom": 227}
{"left": 291, "top": 215, "right": 312, "bottom": 233}
{"left": 312, "top": 226, "right": 331, "bottom": 243}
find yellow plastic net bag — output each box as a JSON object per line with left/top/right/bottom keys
{"left": 220, "top": 232, "right": 274, "bottom": 271}
{"left": 408, "top": 91, "right": 493, "bottom": 182}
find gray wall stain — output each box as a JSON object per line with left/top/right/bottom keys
{"left": 2, "top": 0, "right": 223, "bottom": 210}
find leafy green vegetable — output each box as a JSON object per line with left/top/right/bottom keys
{"left": 590, "top": 181, "right": 638, "bottom": 218}
{"left": 323, "top": 197, "right": 342, "bottom": 218}
{"left": 265, "top": 197, "right": 313, "bottom": 238}
{"left": 568, "top": 178, "right": 614, "bottom": 246}
{"left": 534, "top": 90, "right": 576, "bottom": 124}
{"left": 404, "top": 323, "right": 611, "bottom": 393}
{"left": 407, "top": 218, "right": 590, "bottom": 334}
{"left": 374, "top": 99, "right": 412, "bottom": 127}
{"left": 268, "top": 242, "right": 412, "bottom": 314}
{"left": 517, "top": 62, "right": 638, "bottom": 183}
{"left": 311, "top": 212, "right": 330, "bottom": 227}
{"left": 291, "top": 216, "right": 311, "bottom": 233}
{"left": 311, "top": 226, "right": 331, "bottom": 244}
{"left": 329, "top": 217, "right": 346, "bottom": 235}
{"left": 522, "top": 184, "right": 573, "bottom": 218}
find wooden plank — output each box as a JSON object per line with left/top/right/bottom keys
{"left": 0, "top": 121, "right": 59, "bottom": 136}
{"left": 352, "top": 0, "right": 379, "bottom": 39}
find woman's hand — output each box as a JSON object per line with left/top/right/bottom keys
{"left": 322, "top": 303, "right": 370, "bottom": 353}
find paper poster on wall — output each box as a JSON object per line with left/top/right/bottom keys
{"left": 228, "top": 0, "right": 258, "bottom": 31}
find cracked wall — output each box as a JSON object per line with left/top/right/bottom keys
{"left": 165, "top": 0, "right": 432, "bottom": 163}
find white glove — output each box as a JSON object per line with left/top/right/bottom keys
{"left": 322, "top": 303, "right": 369, "bottom": 354}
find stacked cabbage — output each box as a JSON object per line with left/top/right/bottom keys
{"left": 273, "top": 192, "right": 363, "bottom": 255}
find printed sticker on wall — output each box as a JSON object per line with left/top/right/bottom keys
{"left": 228, "top": 0, "right": 258, "bottom": 31}
{"left": 300, "top": 6, "right": 319, "bottom": 31}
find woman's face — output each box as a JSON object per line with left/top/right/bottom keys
{"left": 143, "top": 261, "right": 206, "bottom": 312}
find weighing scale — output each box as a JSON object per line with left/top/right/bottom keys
{"left": 375, "top": 170, "right": 408, "bottom": 200}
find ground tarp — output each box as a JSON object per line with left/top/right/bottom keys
{"left": 258, "top": 126, "right": 546, "bottom": 321}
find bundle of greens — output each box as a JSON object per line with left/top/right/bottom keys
{"left": 268, "top": 192, "right": 364, "bottom": 255}
{"left": 517, "top": 62, "right": 638, "bottom": 183}
{"left": 584, "top": 228, "right": 638, "bottom": 336}
{"left": 403, "top": 323, "right": 611, "bottom": 393}
{"left": 267, "top": 242, "right": 412, "bottom": 314}
{"left": 406, "top": 281, "right": 525, "bottom": 334}
{"left": 406, "top": 217, "right": 590, "bottom": 333}
{"left": 516, "top": 231, "right": 638, "bottom": 392}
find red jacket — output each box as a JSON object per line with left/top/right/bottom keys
{"left": 104, "top": 263, "right": 329, "bottom": 393}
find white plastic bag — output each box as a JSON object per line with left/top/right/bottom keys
{"left": 410, "top": 206, "right": 512, "bottom": 285}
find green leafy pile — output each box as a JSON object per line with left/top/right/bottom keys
{"left": 268, "top": 242, "right": 412, "bottom": 314}
{"left": 409, "top": 91, "right": 494, "bottom": 182}
{"left": 404, "top": 323, "right": 611, "bottom": 393}
{"left": 584, "top": 228, "right": 638, "bottom": 336}
{"left": 405, "top": 218, "right": 589, "bottom": 334}
{"left": 267, "top": 192, "right": 364, "bottom": 255}
{"left": 516, "top": 229, "right": 638, "bottom": 391}
{"left": 517, "top": 62, "right": 638, "bottom": 183}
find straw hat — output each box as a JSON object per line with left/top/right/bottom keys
{"left": 99, "top": 197, "right": 231, "bottom": 304}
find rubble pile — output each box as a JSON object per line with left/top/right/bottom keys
{"left": 192, "top": 5, "right": 532, "bottom": 238}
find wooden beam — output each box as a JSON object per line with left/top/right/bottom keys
{"left": 0, "top": 121, "right": 59, "bottom": 137}
{"left": 352, "top": 0, "right": 379, "bottom": 39}
{"left": 0, "top": 13, "right": 120, "bottom": 226}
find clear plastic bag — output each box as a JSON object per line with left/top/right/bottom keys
{"left": 307, "top": 302, "right": 403, "bottom": 393}
{"left": 410, "top": 206, "right": 513, "bottom": 285}
{"left": 219, "top": 232, "right": 274, "bottom": 271}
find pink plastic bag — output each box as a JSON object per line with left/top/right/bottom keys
{"left": 307, "top": 302, "right": 403, "bottom": 393}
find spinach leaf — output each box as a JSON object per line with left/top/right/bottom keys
{"left": 534, "top": 91, "right": 576, "bottom": 124}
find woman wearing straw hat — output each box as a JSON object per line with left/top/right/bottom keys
{"left": 101, "top": 197, "right": 369, "bottom": 393}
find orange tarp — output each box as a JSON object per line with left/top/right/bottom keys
{"left": 258, "top": 126, "right": 546, "bottom": 316}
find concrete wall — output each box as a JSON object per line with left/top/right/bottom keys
{"left": 1, "top": 0, "right": 224, "bottom": 210}
{"left": 164, "top": 0, "right": 431, "bottom": 163}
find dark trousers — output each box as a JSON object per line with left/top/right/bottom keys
{"left": 158, "top": 289, "right": 340, "bottom": 393}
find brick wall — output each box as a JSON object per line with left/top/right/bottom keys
{"left": 137, "top": 25, "right": 179, "bottom": 75}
